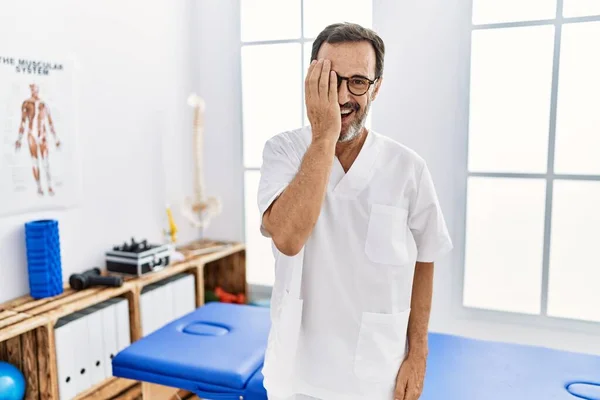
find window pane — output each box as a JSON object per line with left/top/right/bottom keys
{"left": 554, "top": 22, "right": 600, "bottom": 175}
{"left": 304, "top": 40, "right": 314, "bottom": 71}
{"left": 303, "top": 0, "right": 372, "bottom": 39}
{"left": 468, "top": 26, "right": 554, "bottom": 173}
{"left": 241, "top": 0, "right": 301, "bottom": 42}
{"left": 463, "top": 177, "right": 546, "bottom": 314}
{"left": 242, "top": 43, "right": 302, "bottom": 168}
{"left": 303, "top": 41, "right": 313, "bottom": 127}
{"left": 472, "top": 0, "right": 556, "bottom": 24}
{"left": 244, "top": 170, "right": 275, "bottom": 286}
{"left": 563, "top": 0, "right": 600, "bottom": 17}
{"left": 547, "top": 180, "right": 600, "bottom": 322}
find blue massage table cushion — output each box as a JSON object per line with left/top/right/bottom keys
{"left": 423, "top": 333, "right": 600, "bottom": 400}
{"left": 112, "top": 302, "right": 270, "bottom": 400}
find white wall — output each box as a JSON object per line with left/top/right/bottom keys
{"left": 0, "top": 0, "right": 221, "bottom": 303}
{"left": 191, "top": 0, "right": 245, "bottom": 244}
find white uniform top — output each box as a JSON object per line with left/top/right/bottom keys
{"left": 258, "top": 126, "right": 453, "bottom": 400}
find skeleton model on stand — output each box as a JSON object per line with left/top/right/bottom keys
{"left": 181, "top": 93, "right": 222, "bottom": 238}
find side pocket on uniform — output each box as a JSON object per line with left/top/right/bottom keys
{"left": 354, "top": 308, "right": 411, "bottom": 383}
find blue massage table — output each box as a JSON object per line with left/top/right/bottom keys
{"left": 112, "top": 302, "right": 600, "bottom": 400}
{"left": 112, "top": 302, "right": 270, "bottom": 399}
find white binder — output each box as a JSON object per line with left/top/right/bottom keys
{"left": 173, "top": 274, "right": 196, "bottom": 319}
{"left": 159, "top": 281, "right": 176, "bottom": 329}
{"left": 161, "top": 275, "right": 180, "bottom": 321}
{"left": 69, "top": 313, "right": 92, "bottom": 394}
{"left": 82, "top": 306, "right": 107, "bottom": 386}
{"left": 167, "top": 276, "right": 180, "bottom": 320}
{"left": 55, "top": 315, "right": 77, "bottom": 400}
{"left": 114, "top": 298, "right": 131, "bottom": 351}
{"left": 153, "top": 284, "right": 167, "bottom": 330}
{"left": 100, "top": 300, "right": 119, "bottom": 378}
{"left": 182, "top": 274, "right": 196, "bottom": 315}
{"left": 151, "top": 284, "right": 166, "bottom": 331}
{"left": 141, "top": 284, "right": 158, "bottom": 336}
{"left": 140, "top": 274, "right": 197, "bottom": 336}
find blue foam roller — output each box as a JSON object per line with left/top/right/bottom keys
{"left": 24, "top": 219, "right": 63, "bottom": 299}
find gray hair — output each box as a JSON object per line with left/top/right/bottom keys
{"left": 310, "top": 22, "right": 385, "bottom": 79}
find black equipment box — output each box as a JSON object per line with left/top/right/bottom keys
{"left": 106, "top": 238, "right": 173, "bottom": 276}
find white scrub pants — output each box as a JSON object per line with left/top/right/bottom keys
{"left": 269, "top": 394, "right": 320, "bottom": 400}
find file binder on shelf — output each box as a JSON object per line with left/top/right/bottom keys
{"left": 79, "top": 306, "right": 107, "bottom": 387}
{"left": 69, "top": 312, "right": 92, "bottom": 395}
{"left": 114, "top": 298, "right": 131, "bottom": 352}
{"left": 140, "top": 273, "right": 197, "bottom": 337}
{"left": 140, "top": 285, "right": 157, "bottom": 337}
{"left": 101, "top": 299, "right": 121, "bottom": 380}
{"left": 55, "top": 314, "right": 77, "bottom": 400}
{"left": 172, "top": 273, "right": 196, "bottom": 319}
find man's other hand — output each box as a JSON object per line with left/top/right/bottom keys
{"left": 394, "top": 353, "right": 427, "bottom": 400}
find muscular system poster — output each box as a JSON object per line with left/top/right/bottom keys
{"left": 0, "top": 55, "right": 81, "bottom": 215}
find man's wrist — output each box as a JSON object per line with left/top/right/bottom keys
{"left": 310, "top": 136, "right": 337, "bottom": 152}
{"left": 407, "top": 341, "right": 428, "bottom": 361}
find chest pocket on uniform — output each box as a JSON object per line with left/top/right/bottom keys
{"left": 365, "top": 204, "right": 410, "bottom": 266}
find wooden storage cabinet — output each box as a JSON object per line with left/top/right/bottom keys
{"left": 0, "top": 240, "right": 246, "bottom": 400}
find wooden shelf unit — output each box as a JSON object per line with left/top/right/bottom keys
{"left": 0, "top": 239, "right": 247, "bottom": 400}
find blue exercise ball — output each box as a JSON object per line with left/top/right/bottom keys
{"left": 0, "top": 361, "right": 25, "bottom": 400}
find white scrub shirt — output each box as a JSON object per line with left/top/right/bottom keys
{"left": 257, "top": 126, "right": 453, "bottom": 400}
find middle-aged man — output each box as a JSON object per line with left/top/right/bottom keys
{"left": 258, "top": 22, "right": 453, "bottom": 400}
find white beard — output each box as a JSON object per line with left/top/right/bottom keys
{"left": 339, "top": 122, "right": 361, "bottom": 142}
{"left": 339, "top": 99, "right": 371, "bottom": 143}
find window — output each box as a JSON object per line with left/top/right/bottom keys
{"left": 240, "top": 0, "right": 373, "bottom": 287}
{"left": 464, "top": 1, "right": 600, "bottom": 323}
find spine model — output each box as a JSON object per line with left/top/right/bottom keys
{"left": 182, "top": 94, "right": 222, "bottom": 231}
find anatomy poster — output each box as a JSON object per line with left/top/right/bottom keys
{"left": 0, "top": 55, "right": 81, "bottom": 216}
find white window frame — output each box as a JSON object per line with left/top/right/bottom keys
{"left": 239, "top": 4, "right": 312, "bottom": 296}
{"left": 460, "top": 0, "right": 600, "bottom": 334}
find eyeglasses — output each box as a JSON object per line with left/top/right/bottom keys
{"left": 337, "top": 74, "right": 377, "bottom": 96}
